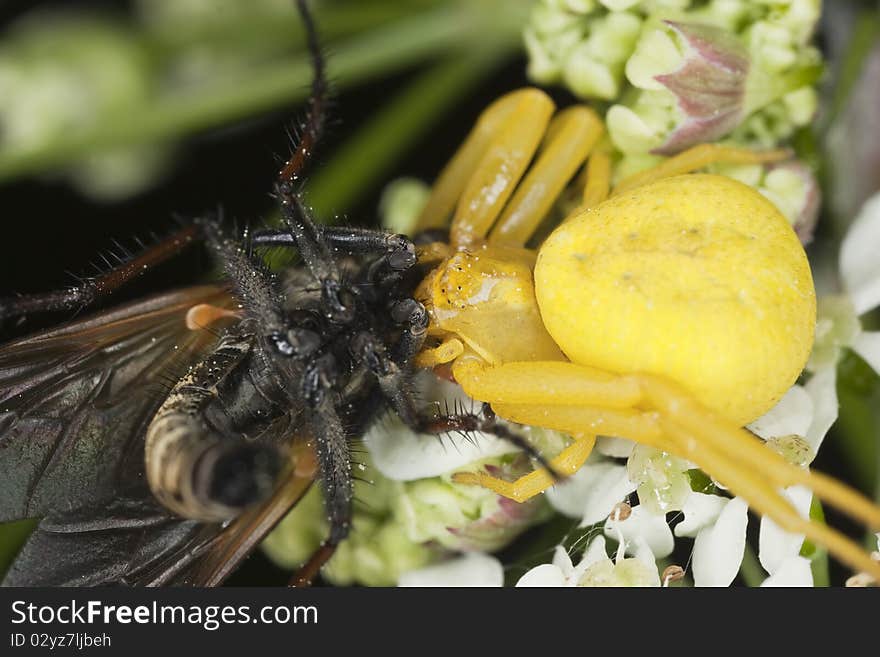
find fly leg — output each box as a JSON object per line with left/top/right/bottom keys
{"left": 0, "top": 225, "right": 198, "bottom": 321}
{"left": 289, "top": 353, "right": 354, "bottom": 587}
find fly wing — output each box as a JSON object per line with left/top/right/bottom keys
{"left": 157, "top": 455, "right": 316, "bottom": 587}
{"left": 0, "top": 285, "right": 231, "bottom": 523}
{"left": 2, "top": 452, "right": 316, "bottom": 587}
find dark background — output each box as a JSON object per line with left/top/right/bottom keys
{"left": 0, "top": 0, "right": 873, "bottom": 586}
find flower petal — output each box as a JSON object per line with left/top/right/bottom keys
{"left": 840, "top": 191, "right": 880, "bottom": 316}
{"left": 516, "top": 563, "right": 566, "bottom": 587}
{"left": 760, "top": 556, "right": 814, "bottom": 587}
{"left": 546, "top": 458, "right": 637, "bottom": 526}
{"left": 574, "top": 536, "right": 609, "bottom": 582}
{"left": 758, "top": 485, "right": 813, "bottom": 575}
{"left": 851, "top": 330, "right": 880, "bottom": 374}
{"left": 397, "top": 553, "right": 503, "bottom": 587}
{"left": 692, "top": 497, "right": 749, "bottom": 587}
{"left": 804, "top": 366, "right": 839, "bottom": 453}
{"left": 365, "top": 376, "right": 518, "bottom": 481}
{"left": 551, "top": 544, "right": 575, "bottom": 576}
{"left": 674, "top": 492, "right": 727, "bottom": 538}
{"left": 596, "top": 436, "right": 636, "bottom": 458}
{"left": 747, "top": 384, "right": 813, "bottom": 440}
{"left": 604, "top": 505, "right": 674, "bottom": 560}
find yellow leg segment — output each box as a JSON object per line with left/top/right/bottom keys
{"left": 452, "top": 434, "right": 597, "bottom": 503}
{"left": 448, "top": 359, "right": 880, "bottom": 578}
{"left": 611, "top": 143, "right": 791, "bottom": 196}
{"left": 492, "top": 402, "right": 666, "bottom": 449}
{"left": 414, "top": 337, "right": 464, "bottom": 368}
{"left": 449, "top": 90, "right": 555, "bottom": 247}
{"left": 580, "top": 149, "right": 612, "bottom": 211}
{"left": 452, "top": 358, "right": 643, "bottom": 409}
{"left": 638, "top": 374, "right": 880, "bottom": 530}
{"left": 488, "top": 106, "right": 603, "bottom": 247}
{"left": 659, "top": 417, "right": 880, "bottom": 582}
{"left": 414, "top": 89, "right": 536, "bottom": 231}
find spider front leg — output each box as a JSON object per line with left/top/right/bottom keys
{"left": 487, "top": 106, "right": 603, "bottom": 247}
{"left": 448, "top": 357, "right": 880, "bottom": 580}
{"left": 611, "top": 143, "right": 790, "bottom": 196}
{"left": 452, "top": 433, "right": 596, "bottom": 504}
{"left": 415, "top": 89, "right": 554, "bottom": 234}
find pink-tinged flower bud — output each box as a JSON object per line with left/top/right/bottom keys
{"left": 439, "top": 456, "right": 552, "bottom": 552}
{"left": 759, "top": 160, "right": 820, "bottom": 245}
{"left": 608, "top": 20, "right": 752, "bottom": 154}
{"left": 653, "top": 21, "right": 749, "bottom": 153}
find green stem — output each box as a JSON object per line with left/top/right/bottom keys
{"left": 0, "top": 2, "right": 525, "bottom": 181}
{"left": 804, "top": 498, "right": 830, "bottom": 587}
{"left": 819, "top": 7, "right": 880, "bottom": 137}
{"left": 307, "top": 46, "right": 511, "bottom": 217}
{"left": 145, "top": 2, "right": 445, "bottom": 53}
{"left": 739, "top": 543, "right": 765, "bottom": 587}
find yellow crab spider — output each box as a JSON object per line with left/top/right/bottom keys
{"left": 411, "top": 88, "right": 880, "bottom": 581}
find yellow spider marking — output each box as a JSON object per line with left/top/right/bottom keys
{"left": 412, "top": 87, "right": 880, "bottom": 581}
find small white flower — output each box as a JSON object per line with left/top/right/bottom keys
{"left": 364, "top": 374, "right": 518, "bottom": 481}
{"left": 760, "top": 556, "right": 814, "bottom": 587}
{"left": 603, "top": 504, "right": 674, "bottom": 563}
{"left": 397, "top": 552, "right": 504, "bottom": 587}
{"left": 545, "top": 453, "right": 637, "bottom": 526}
{"left": 689, "top": 497, "right": 750, "bottom": 587}
{"left": 516, "top": 536, "right": 661, "bottom": 587}
{"left": 516, "top": 539, "right": 609, "bottom": 587}
{"left": 806, "top": 191, "right": 880, "bottom": 445}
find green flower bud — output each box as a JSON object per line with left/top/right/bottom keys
{"left": 613, "top": 21, "right": 749, "bottom": 153}
{"left": 527, "top": 0, "right": 823, "bottom": 154}
{"left": 379, "top": 178, "right": 430, "bottom": 236}
{"left": 808, "top": 295, "right": 862, "bottom": 373}
{"left": 626, "top": 444, "right": 691, "bottom": 514}
{"left": 394, "top": 453, "right": 552, "bottom": 553}
{"left": 757, "top": 161, "right": 820, "bottom": 244}
{"left": 765, "top": 434, "right": 814, "bottom": 467}
{"left": 562, "top": 12, "right": 642, "bottom": 100}
{"left": 0, "top": 16, "right": 152, "bottom": 151}
{"left": 577, "top": 557, "right": 661, "bottom": 586}
{"left": 263, "top": 459, "right": 438, "bottom": 587}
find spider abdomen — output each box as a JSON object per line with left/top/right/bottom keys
{"left": 534, "top": 174, "right": 816, "bottom": 424}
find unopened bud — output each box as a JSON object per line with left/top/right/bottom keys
{"left": 627, "top": 445, "right": 692, "bottom": 514}
{"left": 612, "top": 21, "right": 749, "bottom": 154}
{"left": 765, "top": 434, "right": 814, "bottom": 467}
{"left": 578, "top": 557, "right": 661, "bottom": 587}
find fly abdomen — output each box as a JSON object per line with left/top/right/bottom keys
{"left": 145, "top": 331, "right": 280, "bottom": 522}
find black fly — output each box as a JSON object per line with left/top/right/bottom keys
{"left": 0, "top": 0, "right": 537, "bottom": 586}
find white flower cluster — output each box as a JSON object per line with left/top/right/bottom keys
{"left": 524, "top": 0, "right": 822, "bottom": 153}
{"left": 398, "top": 191, "right": 880, "bottom": 587}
